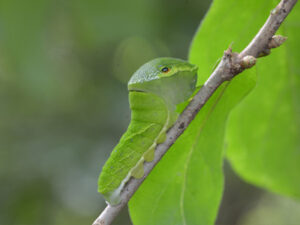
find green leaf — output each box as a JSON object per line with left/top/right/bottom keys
{"left": 129, "top": 79, "right": 255, "bottom": 225}
{"left": 226, "top": 5, "right": 300, "bottom": 199}
{"left": 128, "top": 0, "right": 277, "bottom": 224}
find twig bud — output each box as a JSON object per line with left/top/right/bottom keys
{"left": 241, "top": 55, "right": 256, "bottom": 69}
{"left": 268, "top": 35, "right": 287, "bottom": 49}
{"left": 271, "top": 7, "right": 280, "bottom": 15}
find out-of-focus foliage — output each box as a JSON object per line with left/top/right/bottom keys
{"left": 0, "top": 0, "right": 210, "bottom": 224}
{"left": 1, "top": 0, "right": 299, "bottom": 225}
{"left": 226, "top": 5, "right": 300, "bottom": 199}
{"left": 238, "top": 194, "right": 300, "bottom": 225}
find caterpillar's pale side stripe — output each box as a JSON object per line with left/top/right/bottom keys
{"left": 106, "top": 110, "right": 171, "bottom": 205}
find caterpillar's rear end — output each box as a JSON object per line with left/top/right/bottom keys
{"left": 98, "top": 91, "right": 171, "bottom": 204}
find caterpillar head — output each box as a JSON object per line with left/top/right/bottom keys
{"left": 128, "top": 57, "right": 198, "bottom": 106}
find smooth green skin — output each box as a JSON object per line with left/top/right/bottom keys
{"left": 98, "top": 58, "right": 198, "bottom": 205}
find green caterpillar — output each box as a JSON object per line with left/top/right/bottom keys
{"left": 98, "top": 57, "right": 198, "bottom": 205}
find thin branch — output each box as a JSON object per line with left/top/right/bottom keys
{"left": 92, "top": 0, "right": 297, "bottom": 224}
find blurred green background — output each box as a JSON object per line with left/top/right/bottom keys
{"left": 0, "top": 0, "right": 299, "bottom": 225}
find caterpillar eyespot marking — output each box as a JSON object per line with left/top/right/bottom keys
{"left": 161, "top": 67, "right": 170, "bottom": 73}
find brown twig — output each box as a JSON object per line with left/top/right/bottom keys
{"left": 92, "top": 0, "right": 297, "bottom": 224}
